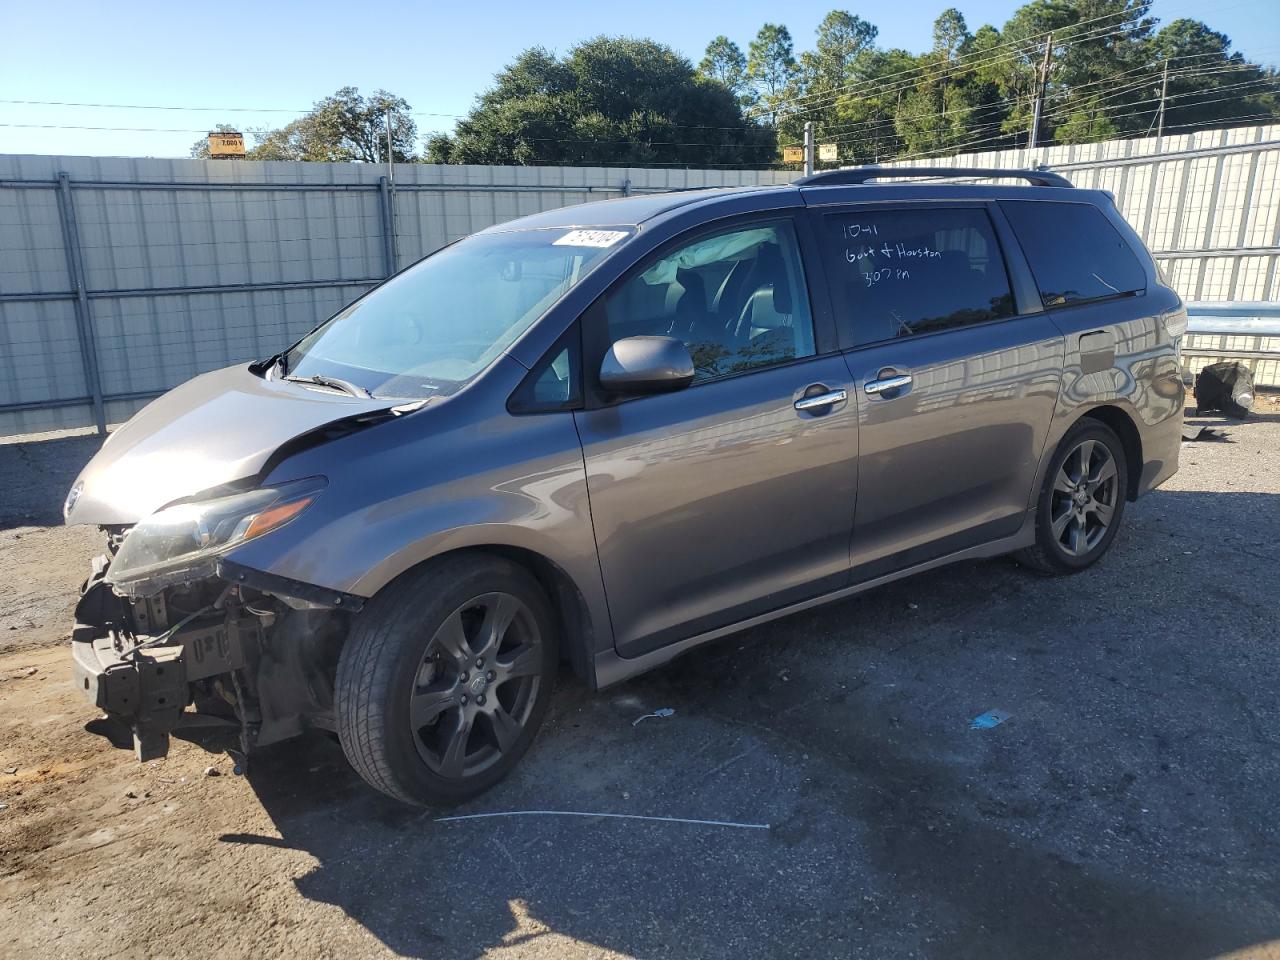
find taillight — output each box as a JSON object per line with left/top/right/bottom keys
{"left": 1164, "top": 310, "right": 1188, "bottom": 339}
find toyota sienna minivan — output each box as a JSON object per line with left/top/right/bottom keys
{"left": 66, "top": 167, "right": 1186, "bottom": 806}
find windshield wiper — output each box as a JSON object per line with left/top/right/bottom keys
{"left": 283, "top": 374, "right": 373, "bottom": 398}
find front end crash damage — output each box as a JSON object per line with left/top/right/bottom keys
{"left": 73, "top": 545, "right": 361, "bottom": 762}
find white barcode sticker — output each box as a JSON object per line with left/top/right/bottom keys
{"left": 552, "top": 229, "right": 629, "bottom": 248}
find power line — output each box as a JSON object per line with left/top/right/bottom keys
{"left": 791, "top": 61, "right": 1274, "bottom": 151}
{"left": 879, "top": 78, "right": 1278, "bottom": 163}
{"left": 0, "top": 122, "right": 216, "bottom": 133}
{"left": 0, "top": 98, "right": 781, "bottom": 135}
{"left": 765, "top": 18, "right": 1145, "bottom": 132}
{"left": 757, "top": 8, "right": 1277, "bottom": 128}
{"left": 801, "top": 62, "right": 1160, "bottom": 143}
{"left": 788, "top": 58, "right": 1278, "bottom": 155}
{"left": 0, "top": 97, "right": 466, "bottom": 119}
{"left": 747, "top": 7, "right": 1156, "bottom": 120}
{"left": 885, "top": 89, "right": 1279, "bottom": 163}
{"left": 755, "top": 0, "right": 1278, "bottom": 120}
{"left": 0, "top": 121, "right": 781, "bottom": 151}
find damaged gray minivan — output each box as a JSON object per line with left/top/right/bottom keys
{"left": 66, "top": 168, "right": 1186, "bottom": 806}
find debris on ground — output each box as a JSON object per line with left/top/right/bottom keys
{"left": 1194, "top": 361, "right": 1254, "bottom": 419}
{"left": 203, "top": 765, "right": 221, "bottom": 778}
{"left": 1182, "top": 424, "right": 1227, "bottom": 442}
{"left": 632, "top": 707, "right": 676, "bottom": 727}
{"left": 970, "top": 709, "right": 1011, "bottom": 730}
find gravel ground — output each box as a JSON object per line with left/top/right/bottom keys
{"left": 1, "top": 402, "right": 1279, "bottom": 960}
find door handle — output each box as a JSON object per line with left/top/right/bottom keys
{"left": 865, "top": 373, "right": 912, "bottom": 396}
{"left": 793, "top": 388, "right": 847, "bottom": 412}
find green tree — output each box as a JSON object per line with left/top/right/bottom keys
{"left": 430, "top": 37, "right": 775, "bottom": 167}
{"left": 699, "top": 36, "right": 752, "bottom": 106}
{"left": 1049, "top": 0, "right": 1156, "bottom": 140}
{"left": 932, "top": 7, "right": 970, "bottom": 60}
{"left": 248, "top": 87, "right": 417, "bottom": 162}
{"left": 423, "top": 132, "right": 455, "bottom": 164}
{"left": 895, "top": 9, "right": 999, "bottom": 157}
{"left": 779, "top": 12, "right": 881, "bottom": 161}
{"left": 799, "top": 11, "right": 878, "bottom": 89}
{"left": 1148, "top": 19, "right": 1278, "bottom": 133}
{"left": 747, "top": 24, "right": 799, "bottom": 121}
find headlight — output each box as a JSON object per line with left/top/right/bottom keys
{"left": 64, "top": 481, "right": 84, "bottom": 521}
{"left": 106, "top": 477, "right": 325, "bottom": 596}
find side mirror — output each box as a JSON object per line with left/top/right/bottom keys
{"left": 599, "top": 336, "right": 695, "bottom": 396}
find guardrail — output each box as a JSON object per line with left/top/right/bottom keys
{"left": 1183, "top": 301, "right": 1280, "bottom": 387}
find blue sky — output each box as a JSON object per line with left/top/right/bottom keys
{"left": 3, "top": 0, "right": 1277, "bottom": 158}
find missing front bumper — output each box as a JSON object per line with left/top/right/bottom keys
{"left": 72, "top": 614, "right": 249, "bottom": 760}
{"left": 71, "top": 551, "right": 355, "bottom": 763}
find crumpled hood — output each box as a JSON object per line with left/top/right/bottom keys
{"left": 65, "top": 363, "right": 394, "bottom": 526}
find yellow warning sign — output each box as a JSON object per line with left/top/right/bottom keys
{"left": 208, "top": 131, "right": 246, "bottom": 158}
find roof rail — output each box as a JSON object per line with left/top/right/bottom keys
{"left": 794, "top": 166, "right": 1074, "bottom": 188}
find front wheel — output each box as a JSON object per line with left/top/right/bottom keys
{"left": 1015, "top": 419, "right": 1129, "bottom": 576}
{"left": 335, "top": 555, "right": 558, "bottom": 807}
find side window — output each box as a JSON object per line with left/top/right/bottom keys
{"left": 603, "top": 221, "right": 816, "bottom": 383}
{"left": 1000, "top": 200, "right": 1147, "bottom": 307}
{"left": 508, "top": 326, "right": 581, "bottom": 413}
{"left": 821, "top": 207, "right": 1016, "bottom": 346}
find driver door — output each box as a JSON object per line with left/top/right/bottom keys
{"left": 573, "top": 217, "right": 860, "bottom": 658}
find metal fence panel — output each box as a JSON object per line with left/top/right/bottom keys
{"left": 889, "top": 124, "right": 1280, "bottom": 305}
{"left": 0, "top": 156, "right": 790, "bottom": 436}
{"left": 4, "top": 131, "right": 1279, "bottom": 438}
{"left": 0, "top": 186, "right": 66, "bottom": 296}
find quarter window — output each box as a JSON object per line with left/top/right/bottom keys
{"left": 508, "top": 326, "right": 581, "bottom": 413}
{"left": 1000, "top": 200, "right": 1147, "bottom": 307}
{"left": 821, "top": 207, "right": 1016, "bottom": 346}
{"left": 603, "top": 222, "right": 816, "bottom": 383}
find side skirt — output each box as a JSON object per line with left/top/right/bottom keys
{"left": 590, "top": 510, "right": 1036, "bottom": 690}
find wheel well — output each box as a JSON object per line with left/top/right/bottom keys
{"left": 418, "top": 545, "right": 597, "bottom": 686}
{"left": 1080, "top": 406, "right": 1143, "bottom": 500}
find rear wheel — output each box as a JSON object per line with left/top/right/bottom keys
{"left": 335, "top": 554, "right": 557, "bottom": 807}
{"left": 1015, "top": 419, "right": 1129, "bottom": 575}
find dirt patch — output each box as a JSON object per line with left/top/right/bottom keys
{"left": 2, "top": 414, "right": 1280, "bottom": 959}
{"left": 0, "top": 525, "right": 102, "bottom": 653}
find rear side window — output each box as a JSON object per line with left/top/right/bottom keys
{"left": 1000, "top": 200, "right": 1147, "bottom": 307}
{"left": 820, "top": 207, "right": 1016, "bottom": 346}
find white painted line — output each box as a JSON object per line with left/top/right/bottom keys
{"left": 434, "top": 810, "right": 770, "bottom": 830}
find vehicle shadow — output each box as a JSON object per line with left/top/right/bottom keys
{"left": 219, "top": 487, "right": 1280, "bottom": 960}
{"left": 0, "top": 433, "right": 102, "bottom": 530}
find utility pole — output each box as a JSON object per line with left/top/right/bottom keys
{"left": 1029, "top": 32, "right": 1053, "bottom": 150}
{"left": 1155, "top": 58, "right": 1170, "bottom": 149}
{"left": 803, "top": 121, "right": 815, "bottom": 177}
{"left": 385, "top": 109, "right": 395, "bottom": 187}
{"left": 384, "top": 108, "right": 398, "bottom": 274}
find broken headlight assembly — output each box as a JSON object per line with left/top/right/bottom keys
{"left": 106, "top": 477, "right": 326, "bottom": 597}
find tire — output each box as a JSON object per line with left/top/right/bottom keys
{"left": 1015, "top": 419, "right": 1129, "bottom": 576}
{"left": 335, "top": 553, "right": 558, "bottom": 807}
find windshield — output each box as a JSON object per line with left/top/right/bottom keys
{"left": 281, "top": 226, "right": 634, "bottom": 399}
